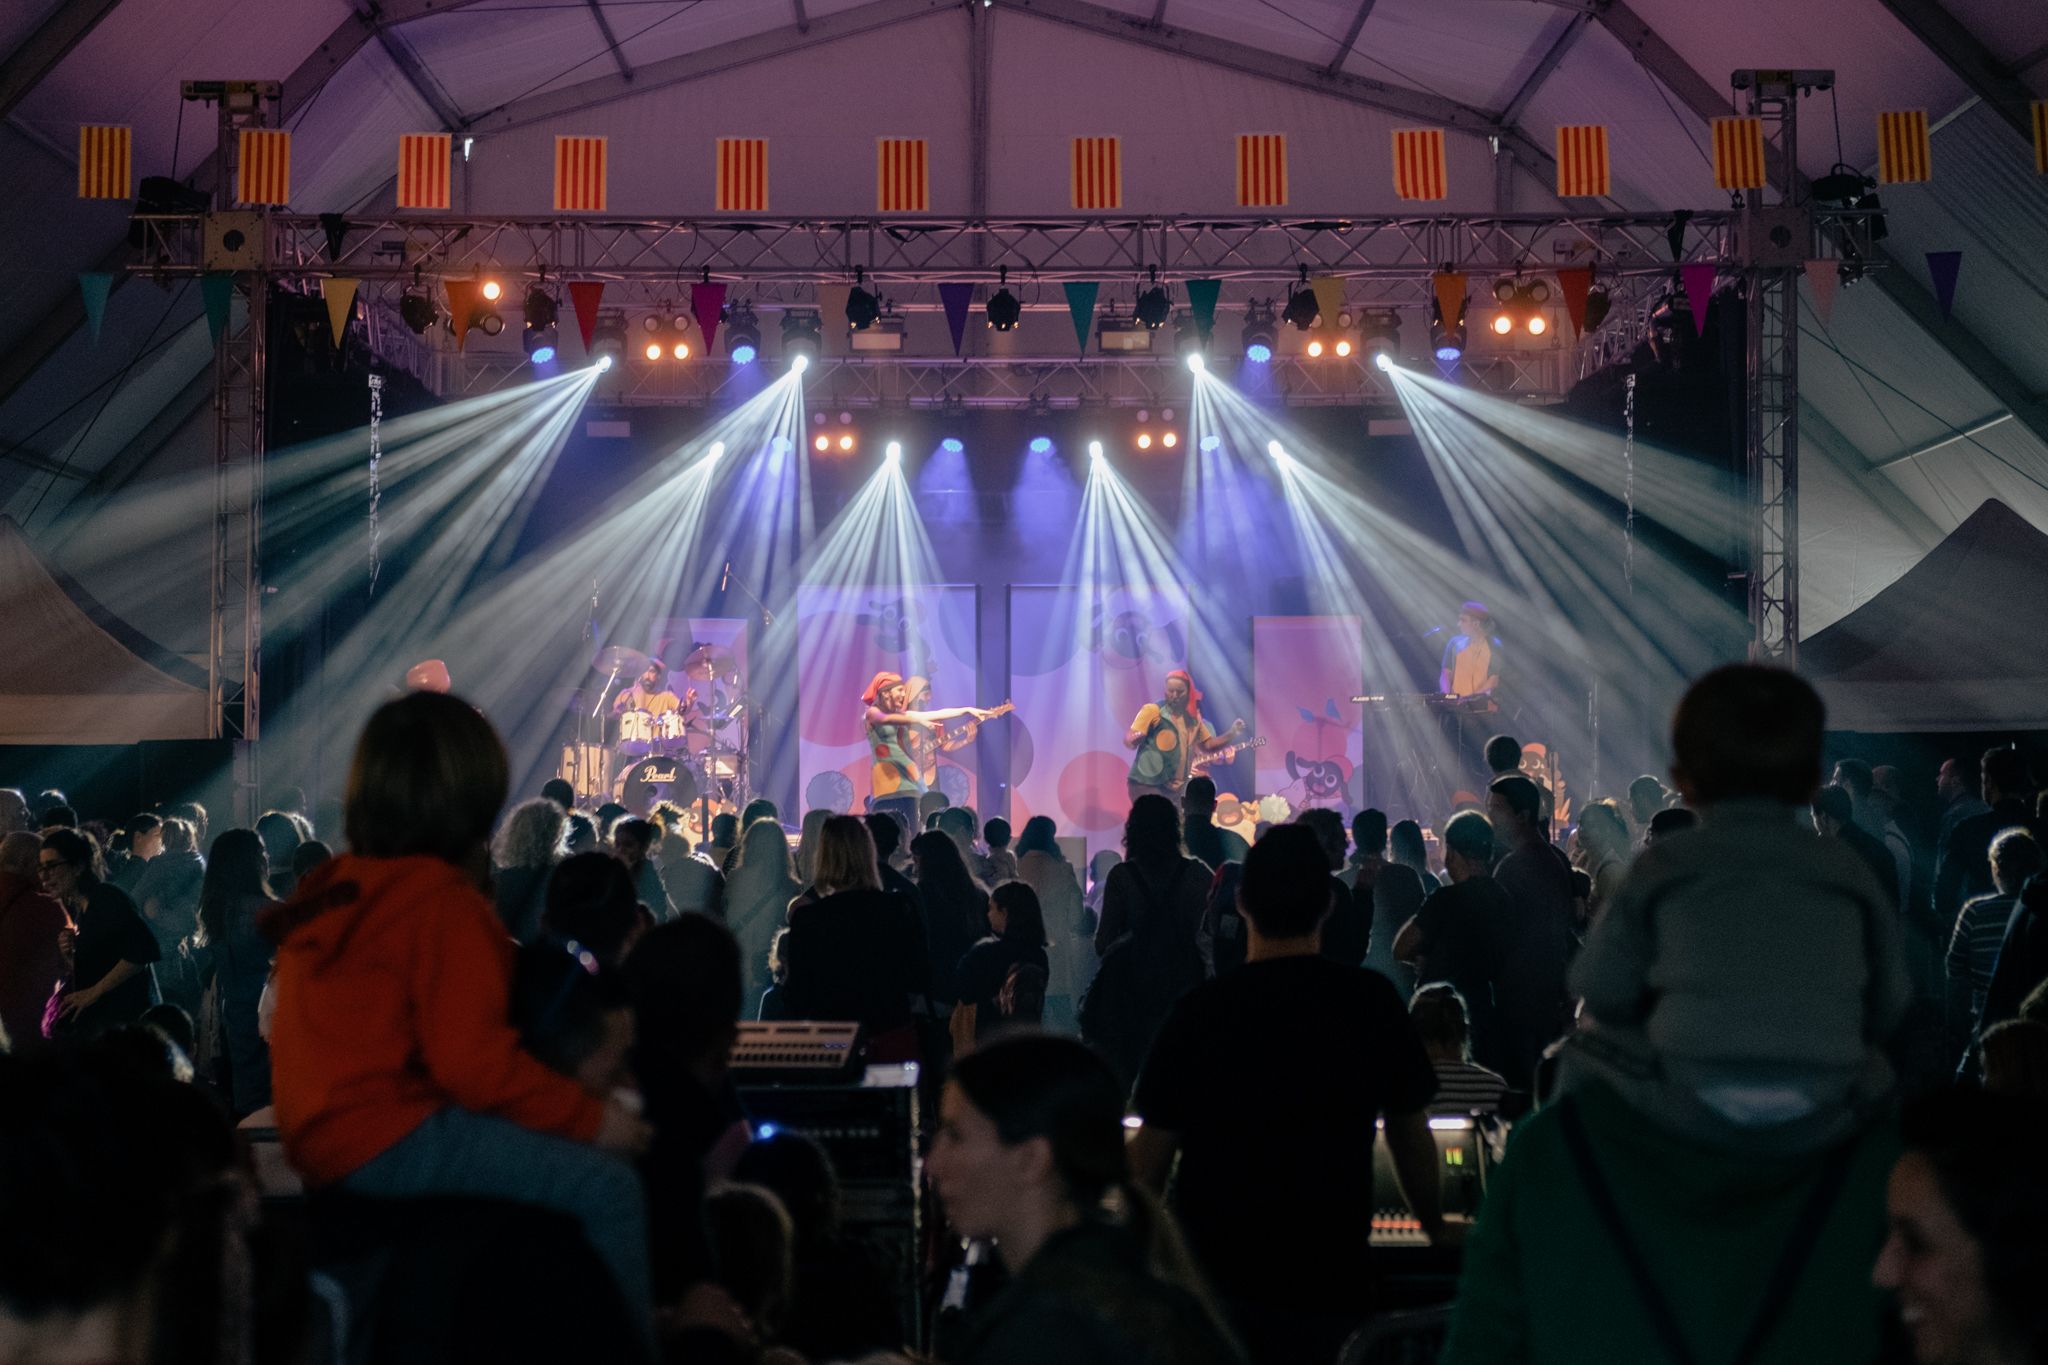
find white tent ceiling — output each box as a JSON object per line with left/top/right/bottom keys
{"left": 0, "top": 0, "right": 2043, "bottom": 645}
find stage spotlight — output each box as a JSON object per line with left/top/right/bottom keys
{"left": 1430, "top": 292, "right": 1467, "bottom": 362}
{"left": 1135, "top": 285, "right": 1172, "bottom": 330}
{"left": 986, "top": 265, "right": 1022, "bottom": 331}
{"left": 782, "top": 309, "right": 822, "bottom": 365}
{"left": 1185, "top": 351, "right": 1205, "bottom": 374}
{"left": 708, "top": 441, "right": 726, "bottom": 460}
{"left": 1162, "top": 431, "right": 1178, "bottom": 448}
{"left": 1283, "top": 286, "right": 1319, "bottom": 331}
{"left": 1360, "top": 308, "right": 1401, "bottom": 361}
{"left": 672, "top": 337, "right": 692, "bottom": 360}
{"left": 1266, "top": 439, "right": 1290, "bottom": 468}
{"left": 790, "top": 353, "right": 810, "bottom": 375}
{"left": 1306, "top": 338, "right": 1325, "bottom": 358}
{"left": 643, "top": 336, "right": 665, "bottom": 362}
{"left": 941, "top": 437, "right": 964, "bottom": 453}
{"left": 838, "top": 433, "right": 854, "bottom": 452}
{"left": 847, "top": 276, "right": 882, "bottom": 330}
{"left": 1491, "top": 313, "right": 1514, "bottom": 336}
{"left": 595, "top": 354, "right": 613, "bottom": 372}
{"left": 814, "top": 434, "right": 830, "bottom": 452}
{"left": 1136, "top": 432, "right": 1153, "bottom": 450}
{"left": 590, "top": 311, "right": 626, "bottom": 369}
{"left": 1583, "top": 285, "right": 1612, "bottom": 330}
{"left": 480, "top": 278, "right": 503, "bottom": 303}
{"left": 725, "top": 302, "right": 761, "bottom": 363}
{"left": 1199, "top": 434, "right": 1220, "bottom": 452}
{"left": 1334, "top": 339, "right": 1353, "bottom": 358}
{"left": 522, "top": 286, "right": 558, "bottom": 363}
{"left": 1527, "top": 315, "right": 1547, "bottom": 336}
{"left": 1029, "top": 436, "right": 1053, "bottom": 454}
{"left": 399, "top": 288, "right": 437, "bottom": 335}
{"left": 1241, "top": 298, "right": 1277, "bottom": 361}
{"left": 1373, "top": 351, "right": 1393, "bottom": 372}
{"left": 476, "top": 308, "right": 505, "bottom": 337}
{"left": 1088, "top": 440, "right": 1105, "bottom": 465}
{"left": 885, "top": 441, "right": 902, "bottom": 465}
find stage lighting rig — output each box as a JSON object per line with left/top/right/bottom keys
{"left": 1360, "top": 308, "right": 1401, "bottom": 362}
{"left": 781, "top": 309, "right": 822, "bottom": 364}
{"left": 1241, "top": 298, "right": 1277, "bottom": 362}
{"left": 1283, "top": 286, "right": 1319, "bottom": 332}
{"left": 1582, "top": 285, "right": 1612, "bottom": 331}
{"left": 847, "top": 271, "right": 882, "bottom": 330}
{"left": 985, "top": 266, "right": 1021, "bottom": 332}
{"left": 590, "top": 310, "right": 626, "bottom": 369}
{"left": 399, "top": 284, "right": 437, "bottom": 336}
{"left": 522, "top": 284, "right": 558, "bottom": 363}
{"left": 1430, "top": 292, "right": 1467, "bottom": 361}
{"left": 1490, "top": 277, "right": 1552, "bottom": 337}
{"left": 724, "top": 302, "right": 761, "bottom": 364}
{"left": 1135, "top": 272, "right": 1172, "bottom": 330}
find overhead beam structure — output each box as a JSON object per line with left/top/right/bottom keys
{"left": 0, "top": 0, "right": 124, "bottom": 120}
{"left": 582, "top": 0, "right": 635, "bottom": 82}
{"left": 1872, "top": 0, "right": 2043, "bottom": 139}
{"left": 1325, "top": 0, "right": 1379, "bottom": 76}
{"left": 1499, "top": 9, "right": 1595, "bottom": 129}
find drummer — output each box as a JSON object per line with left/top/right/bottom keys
{"left": 613, "top": 658, "right": 697, "bottom": 722}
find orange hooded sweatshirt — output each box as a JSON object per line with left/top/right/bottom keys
{"left": 263, "top": 853, "right": 604, "bottom": 1186}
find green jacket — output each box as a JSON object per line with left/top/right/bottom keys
{"left": 1442, "top": 1082, "right": 1900, "bottom": 1365}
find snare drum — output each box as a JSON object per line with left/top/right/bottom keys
{"left": 617, "top": 709, "right": 655, "bottom": 755}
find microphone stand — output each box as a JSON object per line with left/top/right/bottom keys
{"left": 722, "top": 561, "right": 774, "bottom": 626}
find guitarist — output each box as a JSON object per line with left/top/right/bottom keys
{"left": 1124, "top": 669, "right": 1244, "bottom": 810}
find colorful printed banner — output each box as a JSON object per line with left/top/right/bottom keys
{"left": 1235, "top": 133, "right": 1288, "bottom": 207}
{"left": 716, "top": 138, "right": 769, "bottom": 212}
{"left": 236, "top": 128, "right": 291, "bottom": 205}
{"left": 397, "top": 133, "right": 452, "bottom": 210}
{"left": 1253, "top": 617, "right": 1363, "bottom": 816}
{"left": 76, "top": 125, "right": 131, "bottom": 199}
{"left": 553, "top": 136, "right": 607, "bottom": 212}
{"left": 1711, "top": 117, "right": 1765, "bottom": 190}
{"left": 876, "top": 138, "right": 929, "bottom": 212}
{"left": 1391, "top": 128, "right": 1447, "bottom": 201}
{"left": 1072, "top": 136, "right": 1122, "bottom": 209}
{"left": 1554, "top": 124, "right": 1610, "bottom": 198}
{"left": 1876, "top": 109, "right": 1931, "bottom": 184}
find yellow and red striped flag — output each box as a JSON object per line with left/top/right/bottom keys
{"left": 2035, "top": 102, "right": 2048, "bottom": 173}
{"left": 237, "top": 128, "right": 291, "bottom": 206}
{"left": 1876, "top": 109, "right": 1931, "bottom": 183}
{"left": 1071, "top": 136, "right": 1122, "bottom": 210}
{"left": 1554, "top": 124, "right": 1610, "bottom": 198}
{"left": 554, "top": 136, "right": 607, "bottom": 212}
{"left": 1711, "top": 117, "right": 1765, "bottom": 190}
{"left": 876, "top": 138, "right": 928, "bottom": 212}
{"left": 1236, "top": 133, "right": 1288, "bottom": 207}
{"left": 1391, "top": 128, "right": 1448, "bottom": 201}
{"left": 397, "top": 133, "right": 451, "bottom": 210}
{"left": 716, "top": 138, "right": 769, "bottom": 212}
{"left": 77, "top": 125, "right": 131, "bottom": 199}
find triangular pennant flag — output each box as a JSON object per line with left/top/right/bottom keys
{"left": 1925, "top": 251, "right": 1962, "bottom": 319}
{"left": 78, "top": 273, "right": 112, "bottom": 342}
{"left": 1803, "top": 260, "right": 1838, "bottom": 326}
{"left": 1183, "top": 279, "right": 1220, "bottom": 337}
{"left": 444, "top": 278, "right": 478, "bottom": 350}
{"left": 691, "top": 283, "right": 727, "bottom": 353}
{"left": 1555, "top": 267, "right": 1592, "bottom": 335}
{"left": 938, "top": 282, "right": 975, "bottom": 356}
{"left": 1309, "top": 277, "right": 1346, "bottom": 334}
{"left": 200, "top": 273, "right": 235, "bottom": 343}
{"left": 1679, "top": 263, "right": 1716, "bottom": 335}
{"left": 816, "top": 283, "right": 852, "bottom": 354}
{"left": 320, "top": 278, "right": 359, "bottom": 347}
{"left": 1064, "top": 281, "right": 1099, "bottom": 356}
{"left": 568, "top": 281, "right": 605, "bottom": 352}
{"left": 1432, "top": 271, "right": 1466, "bottom": 333}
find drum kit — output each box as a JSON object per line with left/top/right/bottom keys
{"left": 558, "top": 642, "right": 756, "bottom": 835}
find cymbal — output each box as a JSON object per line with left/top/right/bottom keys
{"left": 681, "top": 645, "right": 737, "bottom": 680}
{"left": 593, "top": 645, "right": 650, "bottom": 677}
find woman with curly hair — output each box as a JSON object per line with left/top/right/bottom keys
{"left": 492, "top": 797, "right": 569, "bottom": 943}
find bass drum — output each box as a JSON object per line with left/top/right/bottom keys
{"left": 614, "top": 755, "right": 699, "bottom": 816}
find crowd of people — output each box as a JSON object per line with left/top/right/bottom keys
{"left": 3, "top": 665, "right": 2046, "bottom": 1365}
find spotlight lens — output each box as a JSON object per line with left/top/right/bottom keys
{"left": 791, "top": 353, "right": 810, "bottom": 374}
{"left": 838, "top": 434, "right": 853, "bottom": 451}
{"left": 1335, "top": 340, "right": 1353, "bottom": 357}
{"left": 1492, "top": 314, "right": 1514, "bottom": 336}
{"left": 1246, "top": 342, "right": 1273, "bottom": 364}
{"left": 1266, "top": 440, "right": 1287, "bottom": 462}
{"left": 1434, "top": 345, "right": 1462, "bottom": 361}
{"left": 1088, "top": 440, "right": 1104, "bottom": 463}
{"left": 673, "top": 342, "right": 690, "bottom": 359}
{"left": 644, "top": 342, "right": 663, "bottom": 361}
{"left": 941, "top": 437, "right": 964, "bottom": 454}
{"left": 1200, "top": 434, "right": 1221, "bottom": 452}
{"left": 481, "top": 280, "right": 502, "bottom": 302}
{"left": 1162, "top": 431, "right": 1178, "bottom": 448}
{"left": 886, "top": 441, "right": 902, "bottom": 463}
{"left": 709, "top": 441, "right": 725, "bottom": 459}
{"left": 1528, "top": 316, "right": 1547, "bottom": 336}
{"left": 1374, "top": 352, "right": 1393, "bottom": 372}
{"left": 1307, "top": 339, "right": 1324, "bottom": 358}
{"left": 1029, "top": 437, "right": 1053, "bottom": 454}
{"left": 595, "top": 355, "right": 614, "bottom": 372}
{"left": 814, "top": 435, "right": 830, "bottom": 451}
{"left": 731, "top": 343, "right": 757, "bottom": 365}
{"left": 1186, "top": 352, "right": 1205, "bottom": 373}
{"left": 1136, "top": 433, "right": 1152, "bottom": 450}
{"left": 531, "top": 344, "right": 556, "bottom": 364}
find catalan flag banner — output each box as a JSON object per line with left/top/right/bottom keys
{"left": 1711, "top": 117, "right": 1765, "bottom": 190}
{"left": 77, "top": 125, "right": 131, "bottom": 199}
{"left": 1554, "top": 124, "right": 1610, "bottom": 198}
{"left": 554, "top": 136, "right": 607, "bottom": 212}
{"left": 716, "top": 138, "right": 769, "bottom": 212}
{"left": 397, "top": 133, "right": 452, "bottom": 210}
{"left": 1236, "top": 133, "right": 1288, "bottom": 208}
{"left": 1876, "top": 109, "right": 1931, "bottom": 184}
{"left": 877, "top": 138, "right": 929, "bottom": 212}
{"left": 2035, "top": 102, "right": 2047, "bottom": 174}
{"left": 1391, "top": 128, "right": 1447, "bottom": 201}
{"left": 1071, "top": 136, "right": 1122, "bottom": 210}
{"left": 237, "top": 128, "right": 291, "bottom": 206}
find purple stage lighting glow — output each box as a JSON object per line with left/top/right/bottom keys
{"left": 941, "top": 437, "right": 964, "bottom": 453}
{"left": 1245, "top": 342, "right": 1273, "bottom": 363}
{"left": 1029, "top": 437, "right": 1053, "bottom": 454}
{"left": 730, "top": 342, "right": 757, "bottom": 365}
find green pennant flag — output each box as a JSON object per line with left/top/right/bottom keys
{"left": 200, "top": 273, "right": 235, "bottom": 343}
{"left": 78, "top": 273, "right": 113, "bottom": 342}
{"left": 1064, "top": 281, "right": 1099, "bottom": 356}
{"left": 1183, "top": 278, "right": 1221, "bottom": 338}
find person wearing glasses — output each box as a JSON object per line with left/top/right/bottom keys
{"left": 40, "top": 827, "right": 160, "bottom": 1038}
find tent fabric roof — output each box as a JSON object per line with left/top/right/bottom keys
{"left": 0, "top": 0, "right": 2045, "bottom": 635}
{"left": 1802, "top": 499, "right": 2048, "bottom": 732}
{"left": 0, "top": 514, "right": 208, "bottom": 742}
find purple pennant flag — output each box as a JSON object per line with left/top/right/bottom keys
{"left": 691, "top": 283, "right": 727, "bottom": 354}
{"left": 938, "top": 282, "right": 974, "bottom": 356}
{"left": 1679, "top": 263, "right": 1715, "bottom": 336}
{"left": 1925, "top": 251, "right": 1962, "bottom": 319}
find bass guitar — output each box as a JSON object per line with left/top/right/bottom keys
{"left": 1189, "top": 735, "right": 1267, "bottom": 777}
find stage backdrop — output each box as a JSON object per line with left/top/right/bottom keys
{"left": 796, "top": 585, "right": 981, "bottom": 815}
{"left": 1007, "top": 585, "right": 1191, "bottom": 860}
{"left": 1253, "top": 615, "right": 1364, "bottom": 820}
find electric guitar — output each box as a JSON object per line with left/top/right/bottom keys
{"left": 940, "top": 700, "right": 1015, "bottom": 752}
{"left": 1190, "top": 735, "right": 1266, "bottom": 777}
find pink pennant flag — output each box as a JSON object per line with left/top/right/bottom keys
{"left": 1679, "top": 263, "right": 1716, "bottom": 335}
{"left": 1803, "top": 260, "right": 1838, "bottom": 326}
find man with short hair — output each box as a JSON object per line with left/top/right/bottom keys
{"left": 1294, "top": 808, "right": 1367, "bottom": 968}
{"left": 1130, "top": 824, "right": 1441, "bottom": 1365}
{"left": 1812, "top": 785, "right": 1900, "bottom": 910}
{"left": 107, "top": 813, "right": 162, "bottom": 893}
{"left": 1946, "top": 828, "right": 2043, "bottom": 1063}
{"left": 1935, "top": 757, "right": 1990, "bottom": 849}
{"left": 1485, "top": 774, "right": 1576, "bottom": 1088}
{"left": 1182, "top": 777, "right": 1248, "bottom": 871}
{"left": 1394, "top": 810, "right": 1518, "bottom": 1084}
{"left": 540, "top": 778, "right": 576, "bottom": 811}
{"left": 1833, "top": 758, "right": 1911, "bottom": 901}
{"left": 1935, "top": 747, "right": 2037, "bottom": 928}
